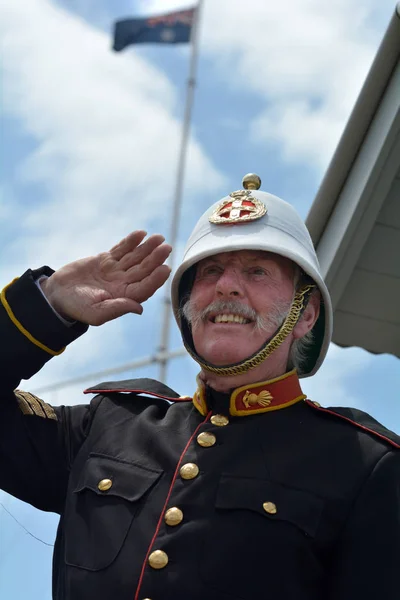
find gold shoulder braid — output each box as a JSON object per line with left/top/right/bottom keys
{"left": 14, "top": 390, "right": 57, "bottom": 420}
{"left": 184, "top": 284, "right": 316, "bottom": 377}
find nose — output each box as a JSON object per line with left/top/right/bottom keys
{"left": 215, "top": 267, "right": 244, "bottom": 298}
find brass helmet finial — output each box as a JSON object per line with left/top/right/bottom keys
{"left": 242, "top": 173, "right": 261, "bottom": 190}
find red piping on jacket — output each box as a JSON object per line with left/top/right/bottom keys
{"left": 83, "top": 388, "right": 192, "bottom": 403}
{"left": 134, "top": 411, "right": 212, "bottom": 600}
{"left": 305, "top": 400, "right": 400, "bottom": 449}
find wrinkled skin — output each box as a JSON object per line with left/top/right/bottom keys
{"left": 189, "top": 250, "right": 320, "bottom": 390}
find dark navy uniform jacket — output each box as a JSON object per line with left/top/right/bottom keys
{"left": 1, "top": 268, "right": 400, "bottom": 600}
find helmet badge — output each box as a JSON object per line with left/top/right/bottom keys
{"left": 209, "top": 173, "right": 267, "bottom": 225}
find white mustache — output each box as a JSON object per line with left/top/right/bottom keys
{"left": 181, "top": 299, "right": 290, "bottom": 333}
{"left": 201, "top": 300, "right": 257, "bottom": 322}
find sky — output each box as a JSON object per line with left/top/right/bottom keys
{"left": 0, "top": 0, "right": 399, "bottom": 598}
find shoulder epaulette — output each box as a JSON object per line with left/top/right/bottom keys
{"left": 305, "top": 400, "right": 400, "bottom": 449}
{"left": 84, "top": 377, "right": 192, "bottom": 403}
{"left": 14, "top": 390, "right": 57, "bottom": 420}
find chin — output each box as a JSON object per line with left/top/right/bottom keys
{"left": 197, "top": 343, "right": 255, "bottom": 366}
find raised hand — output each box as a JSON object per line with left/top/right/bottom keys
{"left": 40, "top": 231, "right": 172, "bottom": 326}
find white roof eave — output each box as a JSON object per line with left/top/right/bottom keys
{"left": 306, "top": 5, "right": 400, "bottom": 252}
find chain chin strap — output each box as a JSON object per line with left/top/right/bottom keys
{"left": 184, "top": 284, "right": 316, "bottom": 377}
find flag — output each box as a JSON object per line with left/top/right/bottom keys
{"left": 113, "top": 7, "right": 196, "bottom": 52}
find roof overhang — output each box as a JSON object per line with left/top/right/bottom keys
{"left": 306, "top": 4, "right": 400, "bottom": 358}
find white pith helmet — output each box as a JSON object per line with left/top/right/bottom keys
{"left": 171, "top": 174, "right": 332, "bottom": 377}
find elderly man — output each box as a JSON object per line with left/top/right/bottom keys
{"left": 1, "top": 174, "right": 399, "bottom": 600}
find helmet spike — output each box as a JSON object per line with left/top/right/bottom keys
{"left": 242, "top": 173, "right": 261, "bottom": 190}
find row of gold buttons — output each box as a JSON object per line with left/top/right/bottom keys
{"left": 146, "top": 414, "right": 229, "bottom": 573}
{"left": 98, "top": 413, "right": 277, "bottom": 600}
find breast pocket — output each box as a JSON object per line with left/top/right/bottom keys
{"left": 200, "top": 475, "right": 324, "bottom": 598}
{"left": 65, "top": 454, "right": 162, "bottom": 571}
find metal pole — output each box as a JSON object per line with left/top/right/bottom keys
{"left": 158, "top": 1, "right": 204, "bottom": 383}
{"left": 32, "top": 348, "right": 187, "bottom": 395}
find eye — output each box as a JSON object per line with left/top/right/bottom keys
{"left": 248, "top": 267, "right": 266, "bottom": 276}
{"left": 200, "top": 264, "right": 223, "bottom": 277}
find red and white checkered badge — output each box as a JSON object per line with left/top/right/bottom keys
{"left": 209, "top": 190, "right": 267, "bottom": 225}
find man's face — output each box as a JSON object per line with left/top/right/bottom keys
{"left": 187, "top": 250, "right": 297, "bottom": 366}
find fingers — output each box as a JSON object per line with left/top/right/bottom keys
{"left": 119, "top": 234, "right": 168, "bottom": 272}
{"left": 109, "top": 231, "right": 147, "bottom": 261}
{"left": 126, "top": 264, "right": 171, "bottom": 304}
{"left": 125, "top": 242, "right": 172, "bottom": 283}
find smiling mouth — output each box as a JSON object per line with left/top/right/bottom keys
{"left": 210, "top": 313, "right": 252, "bottom": 324}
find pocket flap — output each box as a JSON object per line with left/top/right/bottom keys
{"left": 216, "top": 475, "right": 323, "bottom": 537}
{"left": 74, "top": 454, "right": 162, "bottom": 502}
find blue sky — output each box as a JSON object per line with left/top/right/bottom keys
{"left": 0, "top": 0, "right": 399, "bottom": 597}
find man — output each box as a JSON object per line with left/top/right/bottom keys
{"left": 1, "top": 174, "right": 399, "bottom": 600}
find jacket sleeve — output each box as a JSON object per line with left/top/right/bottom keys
{"left": 0, "top": 268, "right": 95, "bottom": 513}
{"left": 327, "top": 449, "right": 400, "bottom": 598}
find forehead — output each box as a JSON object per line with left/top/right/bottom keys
{"left": 198, "top": 250, "right": 293, "bottom": 268}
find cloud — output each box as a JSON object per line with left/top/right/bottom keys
{"left": 1, "top": 0, "right": 397, "bottom": 417}
{"left": 302, "top": 342, "right": 374, "bottom": 408}
{"left": 144, "top": 0, "right": 395, "bottom": 171}
{"left": 1, "top": 3, "right": 398, "bottom": 599}
{"left": 0, "top": 0, "right": 225, "bottom": 273}
{"left": 0, "top": 0, "right": 227, "bottom": 403}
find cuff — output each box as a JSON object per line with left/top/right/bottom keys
{"left": 2, "top": 267, "right": 88, "bottom": 354}
{"left": 35, "top": 275, "right": 76, "bottom": 328}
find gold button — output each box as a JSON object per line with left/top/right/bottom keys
{"left": 210, "top": 414, "right": 229, "bottom": 427}
{"left": 164, "top": 507, "right": 184, "bottom": 526}
{"left": 148, "top": 549, "right": 168, "bottom": 569}
{"left": 197, "top": 431, "right": 216, "bottom": 447}
{"left": 312, "top": 400, "right": 321, "bottom": 408}
{"left": 263, "top": 501, "right": 277, "bottom": 515}
{"left": 180, "top": 463, "right": 199, "bottom": 480}
{"left": 98, "top": 478, "right": 112, "bottom": 492}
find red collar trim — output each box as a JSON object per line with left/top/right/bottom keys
{"left": 193, "top": 369, "right": 306, "bottom": 417}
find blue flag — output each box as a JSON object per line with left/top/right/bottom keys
{"left": 113, "top": 7, "right": 196, "bottom": 52}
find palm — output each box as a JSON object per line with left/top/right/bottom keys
{"left": 43, "top": 231, "right": 172, "bottom": 325}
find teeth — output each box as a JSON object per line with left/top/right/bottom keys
{"left": 214, "top": 314, "right": 249, "bottom": 324}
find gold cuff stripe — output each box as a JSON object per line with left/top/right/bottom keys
{"left": 1, "top": 279, "right": 66, "bottom": 357}
{"left": 15, "top": 390, "right": 57, "bottom": 421}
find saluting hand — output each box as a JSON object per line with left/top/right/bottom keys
{"left": 40, "top": 231, "right": 172, "bottom": 326}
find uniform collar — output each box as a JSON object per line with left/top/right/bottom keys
{"left": 193, "top": 369, "right": 306, "bottom": 417}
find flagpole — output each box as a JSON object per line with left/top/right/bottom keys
{"left": 158, "top": 1, "right": 204, "bottom": 383}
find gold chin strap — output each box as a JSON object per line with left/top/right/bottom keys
{"left": 183, "top": 284, "right": 316, "bottom": 377}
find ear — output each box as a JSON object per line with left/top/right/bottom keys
{"left": 292, "top": 290, "right": 320, "bottom": 340}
